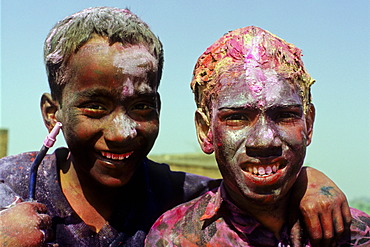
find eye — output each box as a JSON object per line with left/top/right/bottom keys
{"left": 275, "top": 111, "right": 302, "bottom": 123}
{"left": 132, "top": 103, "right": 153, "bottom": 110}
{"left": 87, "top": 104, "right": 105, "bottom": 110}
{"left": 80, "top": 103, "right": 108, "bottom": 118}
{"left": 223, "top": 113, "right": 250, "bottom": 126}
{"left": 129, "top": 101, "right": 158, "bottom": 120}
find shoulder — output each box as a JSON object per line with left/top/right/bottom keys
{"left": 0, "top": 152, "right": 39, "bottom": 178}
{"left": 347, "top": 207, "right": 370, "bottom": 246}
{"left": 145, "top": 191, "right": 214, "bottom": 246}
{"left": 337, "top": 207, "right": 370, "bottom": 246}
{"left": 146, "top": 159, "right": 221, "bottom": 193}
{"left": 145, "top": 158, "right": 221, "bottom": 200}
{"left": 0, "top": 149, "right": 63, "bottom": 200}
{"left": 0, "top": 152, "right": 40, "bottom": 205}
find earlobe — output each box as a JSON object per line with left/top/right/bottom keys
{"left": 41, "top": 93, "right": 60, "bottom": 132}
{"left": 306, "top": 104, "right": 315, "bottom": 146}
{"left": 195, "top": 109, "right": 214, "bottom": 154}
{"left": 156, "top": 92, "right": 161, "bottom": 114}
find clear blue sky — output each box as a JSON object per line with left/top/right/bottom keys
{"left": 1, "top": 0, "right": 369, "bottom": 200}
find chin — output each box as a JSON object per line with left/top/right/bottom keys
{"left": 100, "top": 179, "right": 129, "bottom": 188}
{"left": 93, "top": 174, "right": 132, "bottom": 188}
{"left": 239, "top": 182, "right": 292, "bottom": 205}
{"left": 244, "top": 190, "right": 279, "bottom": 204}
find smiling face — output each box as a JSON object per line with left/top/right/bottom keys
{"left": 198, "top": 66, "right": 314, "bottom": 205}
{"left": 52, "top": 37, "right": 160, "bottom": 187}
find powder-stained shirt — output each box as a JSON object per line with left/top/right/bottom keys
{"left": 145, "top": 183, "right": 370, "bottom": 247}
{"left": 0, "top": 148, "right": 220, "bottom": 247}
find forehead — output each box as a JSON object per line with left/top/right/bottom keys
{"left": 67, "top": 37, "right": 158, "bottom": 84}
{"left": 62, "top": 37, "right": 159, "bottom": 96}
{"left": 212, "top": 67, "right": 302, "bottom": 109}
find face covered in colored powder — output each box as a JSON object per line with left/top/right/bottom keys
{"left": 201, "top": 66, "right": 314, "bottom": 205}
{"left": 54, "top": 36, "right": 160, "bottom": 187}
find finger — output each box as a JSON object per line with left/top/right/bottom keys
{"left": 29, "top": 202, "right": 48, "bottom": 213}
{"left": 319, "top": 211, "right": 334, "bottom": 247}
{"left": 43, "top": 227, "right": 54, "bottom": 243}
{"left": 332, "top": 206, "right": 344, "bottom": 238}
{"left": 303, "top": 213, "right": 322, "bottom": 247}
{"left": 341, "top": 201, "right": 352, "bottom": 227}
{"left": 40, "top": 229, "right": 47, "bottom": 243}
{"left": 38, "top": 214, "right": 52, "bottom": 229}
{"left": 38, "top": 214, "right": 54, "bottom": 243}
{"left": 290, "top": 219, "right": 303, "bottom": 247}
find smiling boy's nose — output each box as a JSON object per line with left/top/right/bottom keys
{"left": 104, "top": 113, "right": 137, "bottom": 143}
{"left": 245, "top": 118, "right": 282, "bottom": 158}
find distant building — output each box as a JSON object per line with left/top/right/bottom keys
{"left": 149, "top": 153, "right": 221, "bottom": 179}
{"left": 0, "top": 129, "right": 8, "bottom": 158}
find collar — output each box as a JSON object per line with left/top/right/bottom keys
{"left": 200, "top": 182, "right": 262, "bottom": 234}
{"left": 199, "top": 183, "right": 296, "bottom": 246}
{"left": 199, "top": 184, "right": 223, "bottom": 221}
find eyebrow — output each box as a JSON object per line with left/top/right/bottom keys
{"left": 218, "top": 104, "right": 303, "bottom": 111}
{"left": 76, "top": 88, "right": 158, "bottom": 102}
{"left": 268, "top": 104, "right": 303, "bottom": 111}
{"left": 76, "top": 88, "right": 114, "bottom": 98}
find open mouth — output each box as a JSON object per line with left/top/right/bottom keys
{"left": 101, "top": 151, "right": 134, "bottom": 161}
{"left": 242, "top": 163, "right": 286, "bottom": 177}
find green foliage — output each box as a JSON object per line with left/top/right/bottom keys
{"left": 350, "top": 198, "right": 370, "bottom": 214}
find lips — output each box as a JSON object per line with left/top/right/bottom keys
{"left": 242, "top": 162, "right": 286, "bottom": 177}
{"left": 101, "top": 151, "right": 133, "bottom": 160}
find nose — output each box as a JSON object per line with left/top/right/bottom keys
{"left": 104, "top": 113, "right": 137, "bottom": 143}
{"left": 245, "top": 117, "right": 282, "bottom": 158}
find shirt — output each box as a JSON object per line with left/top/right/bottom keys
{"left": 0, "top": 148, "right": 221, "bottom": 247}
{"left": 145, "top": 183, "right": 370, "bottom": 246}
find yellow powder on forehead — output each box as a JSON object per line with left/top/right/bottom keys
{"left": 191, "top": 26, "right": 315, "bottom": 113}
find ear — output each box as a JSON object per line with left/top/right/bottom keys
{"left": 195, "top": 109, "right": 214, "bottom": 154}
{"left": 41, "top": 93, "right": 60, "bottom": 132}
{"left": 156, "top": 92, "right": 161, "bottom": 114}
{"left": 305, "top": 104, "right": 315, "bottom": 146}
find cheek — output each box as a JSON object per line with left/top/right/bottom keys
{"left": 137, "top": 119, "right": 159, "bottom": 139}
{"left": 213, "top": 125, "right": 244, "bottom": 159}
{"left": 64, "top": 122, "right": 94, "bottom": 146}
{"left": 220, "top": 126, "right": 249, "bottom": 147}
{"left": 61, "top": 110, "right": 98, "bottom": 143}
{"left": 278, "top": 125, "right": 307, "bottom": 147}
{"left": 212, "top": 124, "right": 228, "bottom": 151}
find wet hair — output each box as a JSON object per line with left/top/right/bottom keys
{"left": 191, "top": 26, "right": 314, "bottom": 116}
{"left": 44, "top": 7, "right": 163, "bottom": 102}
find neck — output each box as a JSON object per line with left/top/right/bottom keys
{"left": 225, "top": 186, "right": 289, "bottom": 239}
{"left": 59, "top": 159, "right": 116, "bottom": 232}
{"left": 246, "top": 199, "right": 288, "bottom": 238}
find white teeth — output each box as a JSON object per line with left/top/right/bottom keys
{"left": 272, "top": 165, "right": 277, "bottom": 172}
{"left": 258, "top": 167, "right": 265, "bottom": 175}
{"left": 247, "top": 164, "right": 280, "bottom": 176}
{"left": 253, "top": 167, "right": 258, "bottom": 174}
{"left": 101, "top": 151, "right": 133, "bottom": 160}
{"left": 265, "top": 166, "right": 272, "bottom": 175}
